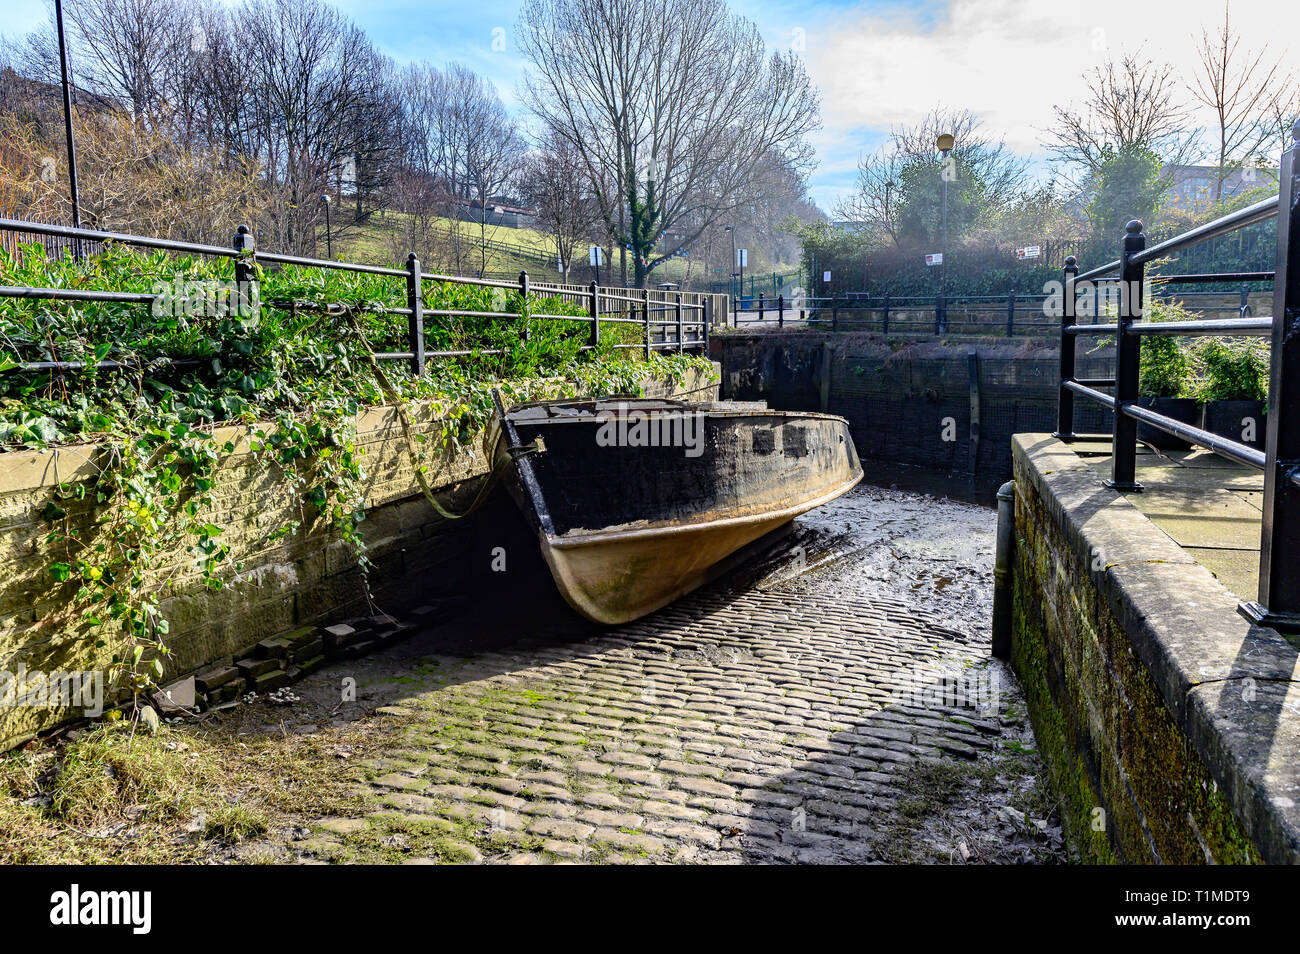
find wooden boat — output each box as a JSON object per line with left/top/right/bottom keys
{"left": 491, "top": 395, "right": 862, "bottom": 624}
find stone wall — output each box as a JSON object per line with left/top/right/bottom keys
{"left": 712, "top": 331, "right": 1115, "bottom": 494}
{"left": 1011, "top": 433, "right": 1300, "bottom": 863}
{"left": 0, "top": 365, "right": 719, "bottom": 749}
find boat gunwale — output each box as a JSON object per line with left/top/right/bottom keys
{"left": 505, "top": 404, "right": 854, "bottom": 427}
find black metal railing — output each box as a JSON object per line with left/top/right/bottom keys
{"left": 1054, "top": 124, "right": 1300, "bottom": 630}
{"left": 0, "top": 218, "right": 712, "bottom": 374}
{"left": 728, "top": 284, "right": 1273, "bottom": 337}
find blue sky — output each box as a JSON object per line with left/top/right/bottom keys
{"left": 2, "top": 0, "right": 1286, "bottom": 211}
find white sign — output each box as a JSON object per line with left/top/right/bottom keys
{"left": 823, "top": 270, "right": 832, "bottom": 282}
{"left": 925, "top": 253, "right": 943, "bottom": 266}
{"left": 1016, "top": 246, "right": 1041, "bottom": 260}
{"left": 589, "top": 246, "right": 602, "bottom": 266}
{"left": 737, "top": 248, "right": 748, "bottom": 268}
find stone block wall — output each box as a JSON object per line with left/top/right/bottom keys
{"left": 1010, "top": 433, "right": 1300, "bottom": 863}
{"left": 713, "top": 332, "right": 1115, "bottom": 493}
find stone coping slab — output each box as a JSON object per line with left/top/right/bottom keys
{"left": 1014, "top": 433, "right": 1300, "bottom": 863}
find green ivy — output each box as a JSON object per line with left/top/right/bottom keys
{"left": 1, "top": 241, "right": 713, "bottom": 711}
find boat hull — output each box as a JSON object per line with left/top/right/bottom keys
{"left": 494, "top": 400, "right": 862, "bottom": 624}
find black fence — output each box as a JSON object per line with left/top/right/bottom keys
{"left": 0, "top": 218, "right": 711, "bottom": 375}
{"left": 0, "top": 214, "right": 104, "bottom": 262}
{"left": 1055, "top": 123, "right": 1300, "bottom": 630}
{"left": 728, "top": 284, "right": 1270, "bottom": 337}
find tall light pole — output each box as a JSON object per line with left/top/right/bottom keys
{"left": 725, "top": 226, "right": 736, "bottom": 321}
{"left": 54, "top": 0, "right": 81, "bottom": 259}
{"left": 320, "top": 194, "right": 332, "bottom": 259}
{"left": 936, "top": 133, "right": 954, "bottom": 331}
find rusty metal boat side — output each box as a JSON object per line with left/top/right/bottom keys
{"left": 493, "top": 398, "right": 862, "bottom": 624}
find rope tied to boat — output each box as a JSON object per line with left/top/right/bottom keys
{"left": 339, "top": 308, "right": 501, "bottom": 521}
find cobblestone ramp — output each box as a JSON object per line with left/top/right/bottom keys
{"left": 286, "top": 579, "right": 1034, "bottom": 864}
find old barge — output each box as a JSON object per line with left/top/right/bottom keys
{"left": 492, "top": 396, "right": 862, "bottom": 624}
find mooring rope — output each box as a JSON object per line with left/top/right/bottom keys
{"left": 340, "top": 309, "right": 504, "bottom": 520}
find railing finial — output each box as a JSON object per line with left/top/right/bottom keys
{"left": 1124, "top": 220, "right": 1145, "bottom": 253}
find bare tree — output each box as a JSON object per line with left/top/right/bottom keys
{"left": 519, "top": 132, "right": 599, "bottom": 281}
{"left": 393, "top": 62, "right": 525, "bottom": 274}
{"left": 1190, "top": 1, "right": 1290, "bottom": 202}
{"left": 62, "top": 0, "right": 188, "bottom": 128}
{"left": 452, "top": 66, "right": 525, "bottom": 276}
{"left": 518, "top": 0, "right": 819, "bottom": 287}
{"left": 1266, "top": 83, "right": 1300, "bottom": 154}
{"left": 1045, "top": 50, "right": 1193, "bottom": 178}
{"left": 233, "top": 0, "right": 397, "bottom": 252}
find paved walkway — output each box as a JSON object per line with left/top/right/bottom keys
{"left": 236, "top": 486, "right": 1063, "bottom": 864}
{"left": 1070, "top": 440, "right": 1263, "bottom": 601}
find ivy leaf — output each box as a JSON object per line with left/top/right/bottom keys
{"left": 48, "top": 562, "right": 72, "bottom": 582}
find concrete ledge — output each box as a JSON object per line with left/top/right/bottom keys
{"left": 1012, "top": 432, "right": 1300, "bottom": 863}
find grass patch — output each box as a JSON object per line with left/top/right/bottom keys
{"left": 0, "top": 707, "right": 396, "bottom": 864}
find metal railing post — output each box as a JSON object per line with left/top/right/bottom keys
{"left": 519, "top": 270, "right": 530, "bottom": 341}
{"left": 778, "top": 294, "right": 784, "bottom": 328}
{"left": 407, "top": 253, "right": 425, "bottom": 376}
{"left": 882, "top": 294, "right": 890, "bottom": 334}
{"left": 588, "top": 280, "right": 599, "bottom": 349}
{"left": 643, "top": 289, "right": 651, "bottom": 358}
{"left": 233, "top": 224, "right": 256, "bottom": 318}
{"left": 1107, "top": 220, "right": 1145, "bottom": 491}
{"left": 1006, "top": 290, "right": 1015, "bottom": 336}
{"left": 703, "top": 298, "right": 711, "bottom": 353}
{"left": 675, "top": 293, "right": 683, "bottom": 354}
{"left": 1243, "top": 121, "right": 1300, "bottom": 629}
{"left": 935, "top": 293, "right": 943, "bottom": 334}
{"left": 758, "top": 293, "right": 765, "bottom": 323}
{"left": 831, "top": 296, "right": 838, "bottom": 332}
{"left": 1055, "top": 257, "right": 1078, "bottom": 438}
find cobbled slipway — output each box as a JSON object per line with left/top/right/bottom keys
{"left": 234, "top": 485, "right": 1063, "bottom": 864}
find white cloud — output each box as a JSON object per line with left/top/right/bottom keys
{"left": 804, "top": 0, "right": 1290, "bottom": 173}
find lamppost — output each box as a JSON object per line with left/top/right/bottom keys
{"left": 725, "top": 226, "right": 736, "bottom": 321}
{"left": 320, "top": 194, "right": 333, "bottom": 259}
{"left": 54, "top": 0, "right": 81, "bottom": 259}
{"left": 936, "top": 132, "right": 954, "bottom": 332}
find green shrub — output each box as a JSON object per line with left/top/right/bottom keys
{"left": 1196, "top": 339, "right": 1269, "bottom": 402}
{"left": 1137, "top": 299, "right": 1195, "bottom": 398}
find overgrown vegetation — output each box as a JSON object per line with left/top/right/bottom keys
{"left": 1196, "top": 338, "right": 1269, "bottom": 402}
{"left": 0, "top": 711, "right": 393, "bottom": 864}
{"left": 0, "top": 241, "right": 712, "bottom": 705}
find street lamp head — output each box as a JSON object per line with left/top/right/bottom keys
{"left": 320, "top": 194, "right": 331, "bottom": 204}
{"left": 936, "top": 133, "right": 955, "bottom": 153}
